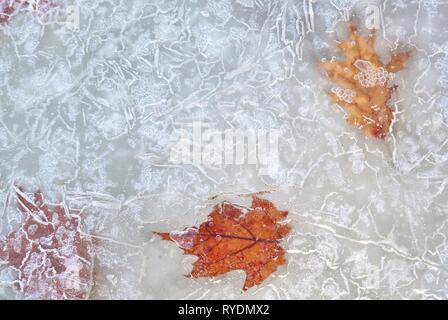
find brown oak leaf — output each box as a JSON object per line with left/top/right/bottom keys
{"left": 0, "top": 186, "right": 94, "bottom": 299}
{"left": 320, "top": 21, "right": 410, "bottom": 138}
{"left": 155, "top": 196, "right": 290, "bottom": 291}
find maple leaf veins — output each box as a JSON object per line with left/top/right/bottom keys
{"left": 155, "top": 196, "right": 290, "bottom": 291}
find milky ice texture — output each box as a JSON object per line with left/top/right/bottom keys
{"left": 0, "top": 0, "right": 448, "bottom": 299}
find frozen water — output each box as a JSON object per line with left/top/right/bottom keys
{"left": 0, "top": 0, "right": 447, "bottom": 299}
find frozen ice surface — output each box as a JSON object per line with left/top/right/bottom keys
{"left": 0, "top": 0, "right": 447, "bottom": 299}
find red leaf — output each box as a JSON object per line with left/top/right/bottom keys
{"left": 155, "top": 196, "right": 290, "bottom": 291}
{"left": 0, "top": 0, "right": 58, "bottom": 26}
{"left": 0, "top": 186, "right": 94, "bottom": 299}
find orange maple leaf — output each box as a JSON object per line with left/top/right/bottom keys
{"left": 320, "top": 21, "right": 410, "bottom": 138}
{"left": 155, "top": 196, "right": 290, "bottom": 291}
{"left": 0, "top": 186, "right": 94, "bottom": 299}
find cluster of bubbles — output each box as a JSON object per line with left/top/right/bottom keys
{"left": 353, "top": 59, "right": 395, "bottom": 88}
{"left": 331, "top": 87, "right": 356, "bottom": 103}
